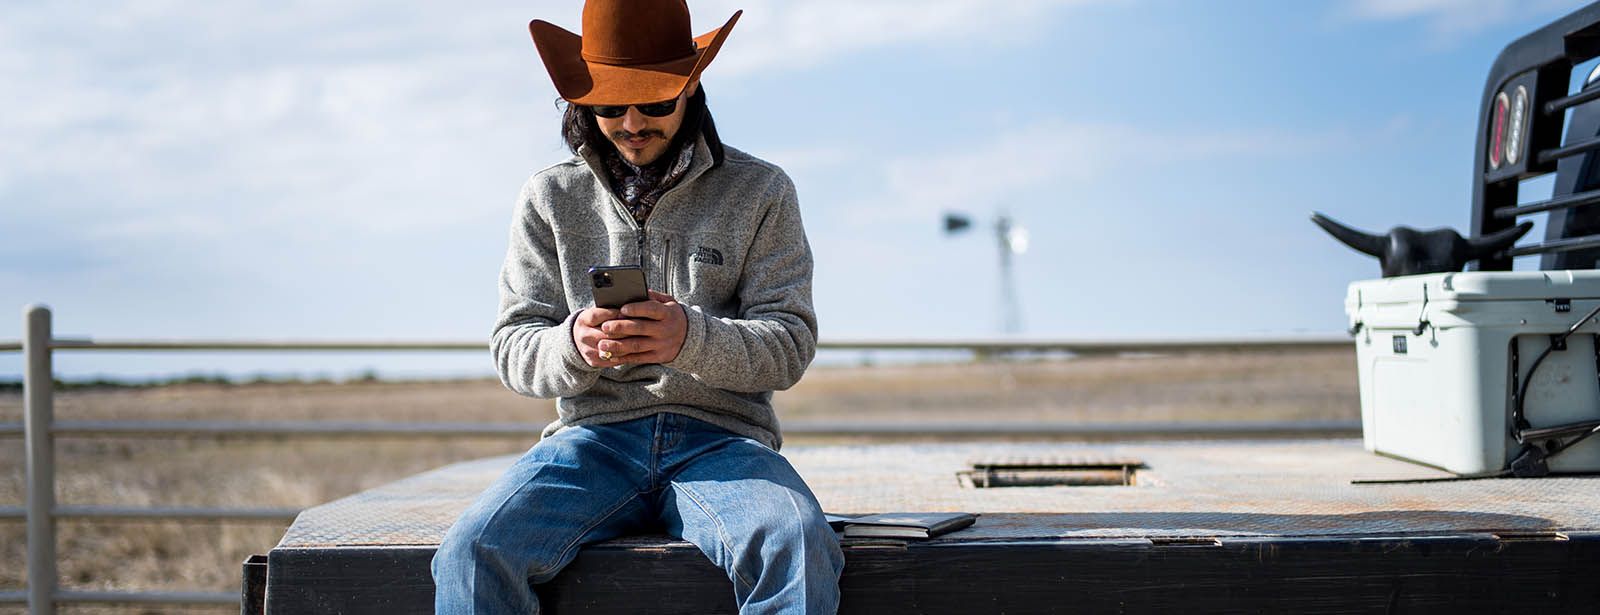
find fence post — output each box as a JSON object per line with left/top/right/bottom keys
{"left": 24, "top": 305, "right": 56, "bottom": 615}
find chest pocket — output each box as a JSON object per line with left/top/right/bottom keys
{"left": 675, "top": 234, "right": 741, "bottom": 314}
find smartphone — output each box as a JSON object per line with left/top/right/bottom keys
{"left": 589, "top": 265, "right": 649, "bottom": 309}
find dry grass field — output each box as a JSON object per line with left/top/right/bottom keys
{"left": 0, "top": 348, "right": 1357, "bottom": 614}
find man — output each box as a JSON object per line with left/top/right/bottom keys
{"left": 430, "top": 1, "right": 844, "bottom": 613}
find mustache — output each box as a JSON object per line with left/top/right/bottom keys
{"left": 611, "top": 129, "right": 667, "bottom": 141}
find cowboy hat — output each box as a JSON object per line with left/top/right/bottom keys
{"left": 530, "top": 0, "right": 741, "bottom": 106}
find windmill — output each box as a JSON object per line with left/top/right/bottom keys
{"left": 943, "top": 211, "right": 1029, "bottom": 335}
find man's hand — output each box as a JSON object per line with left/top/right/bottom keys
{"left": 573, "top": 306, "right": 626, "bottom": 368}
{"left": 573, "top": 290, "right": 687, "bottom": 368}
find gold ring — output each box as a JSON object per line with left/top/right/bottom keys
{"left": 599, "top": 350, "right": 613, "bottom": 360}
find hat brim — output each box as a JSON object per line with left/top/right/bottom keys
{"left": 530, "top": 10, "right": 740, "bottom": 106}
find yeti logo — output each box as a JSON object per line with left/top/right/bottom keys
{"left": 692, "top": 246, "right": 724, "bottom": 266}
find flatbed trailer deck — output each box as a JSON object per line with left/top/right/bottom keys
{"left": 250, "top": 439, "right": 1600, "bottom": 613}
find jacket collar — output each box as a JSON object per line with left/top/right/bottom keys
{"left": 579, "top": 133, "right": 716, "bottom": 198}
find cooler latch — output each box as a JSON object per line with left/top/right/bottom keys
{"left": 1412, "top": 284, "right": 1430, "bottom": 336}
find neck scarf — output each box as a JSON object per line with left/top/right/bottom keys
{"left": 602, "top": 137, "right": 695, "bottom": 225}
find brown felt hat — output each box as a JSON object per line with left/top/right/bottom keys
{"left": 530, "top": 0, "right": 741, "bottom": 106}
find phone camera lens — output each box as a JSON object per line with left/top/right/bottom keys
{"left": 592, "top": 272, "right": 612, "bottom": 288}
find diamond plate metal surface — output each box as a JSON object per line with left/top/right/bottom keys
{"left": 277, "top": 439, "right": 1600, "bottom": 548}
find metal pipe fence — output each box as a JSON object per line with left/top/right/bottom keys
{"left": 0, "top": 303, "right": 1352, "bottom": 613}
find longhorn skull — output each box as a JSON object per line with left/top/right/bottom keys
{"left": 1310, "top": 212, "right": 1532, "bottom": 277}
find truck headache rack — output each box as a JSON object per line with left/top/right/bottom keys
{"left": 1473, "top": 2, "right": 1600, "bottom": 269}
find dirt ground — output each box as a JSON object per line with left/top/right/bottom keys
{"left": 0, "top": 349, "right": 1357, "bottom": 614}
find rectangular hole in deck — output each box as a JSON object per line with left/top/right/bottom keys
{"left": 958, "top": 456, "right": 1147, "bottom": 488}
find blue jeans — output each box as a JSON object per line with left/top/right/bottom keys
{"left": 431, "top": 413, "right": 844, "bottom": 614}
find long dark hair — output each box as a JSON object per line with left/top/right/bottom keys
{"left": 560, "top": 86, "right": 725, "bottom": 168}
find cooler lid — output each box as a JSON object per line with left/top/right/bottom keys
{"left": 1347, "top": 270, "right": 1600, "bottom": 305}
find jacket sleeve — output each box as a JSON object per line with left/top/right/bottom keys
{"left": 490, "top": 183, "right": 603, "bottom": 398}
{"left": 664, "top": 173, "right": 817, "bottom": 392}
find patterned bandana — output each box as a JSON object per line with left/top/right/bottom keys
{"left": 602, "top": 139, "right": 695, "bottom": 224}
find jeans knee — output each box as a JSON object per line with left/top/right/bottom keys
{"left": 798, "top": 512, "right": 845, "bottom": 571}
{"left": 431, "top": 524, "right": 474, "bottom": 583}
{"left": 724, "top": 499, "right": 843, "bottom": 609}
{"left": 436, "top": 503, "right": 576, "bottom": 588}
{"left": 748, "top": 499, "right": 839, "bottom": 559}
{"left": 788, "top": 509, "right": 835, "bottom": 546}
{"left": 435, "top": 506, "right": 514, "bottom": 576}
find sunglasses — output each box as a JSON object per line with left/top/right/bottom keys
{"left": 589, "top": 99, "right": 678, "bottom": 119}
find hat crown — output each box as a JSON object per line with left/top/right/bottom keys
{"left": 580, "top": 0, "right": 696, "bottom": 65}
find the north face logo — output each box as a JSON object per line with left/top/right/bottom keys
{"left": 692, "top": 246, "right": 723, "bottom": 266}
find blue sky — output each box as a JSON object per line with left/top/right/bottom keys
{"left": 1, "top": 0, "right": 1594, "bottom": 380}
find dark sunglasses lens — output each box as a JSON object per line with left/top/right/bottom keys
{"left": 588, "top": 100, "right": 676, "bottom": 118}
{"left": 636, "top": 100, "right": 677, "bottom": 117}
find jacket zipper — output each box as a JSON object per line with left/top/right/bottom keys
{"left": 589, "top": 142, "right": 706, "bottom": 285}
{"left": 609, "top": 185, "right": 668, "bottom": 290}
{"left": 636, "top": 227, "right": 647, "bottom": 272}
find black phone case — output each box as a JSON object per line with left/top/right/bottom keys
{"left": 590, "top": 266, "right": 649, "bottom": 309}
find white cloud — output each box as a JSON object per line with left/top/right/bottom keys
{"left": 0, "top": 0, "right": 1140, "bottom": 267}
{"left": 840, "top": 118, "right": 1393, "bottom": 227}
{"left": 0, "top": 0, "right": 1122, "bottom": 241}
{"left": 686, "top": 0, "right": 1119, "bottom": 77}
{"left": 0, "top": 2, "right": 559, "bottom": 241}
{"left": 759, "top": 145, "right": 861, "bottom": 174}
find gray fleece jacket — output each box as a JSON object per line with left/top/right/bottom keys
{"left": 491, "top": 136, "right": 816, "bottom": 450}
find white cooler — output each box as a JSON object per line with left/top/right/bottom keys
{"left": 1346, "top": 270, "right": 1600, "bottom": 474}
